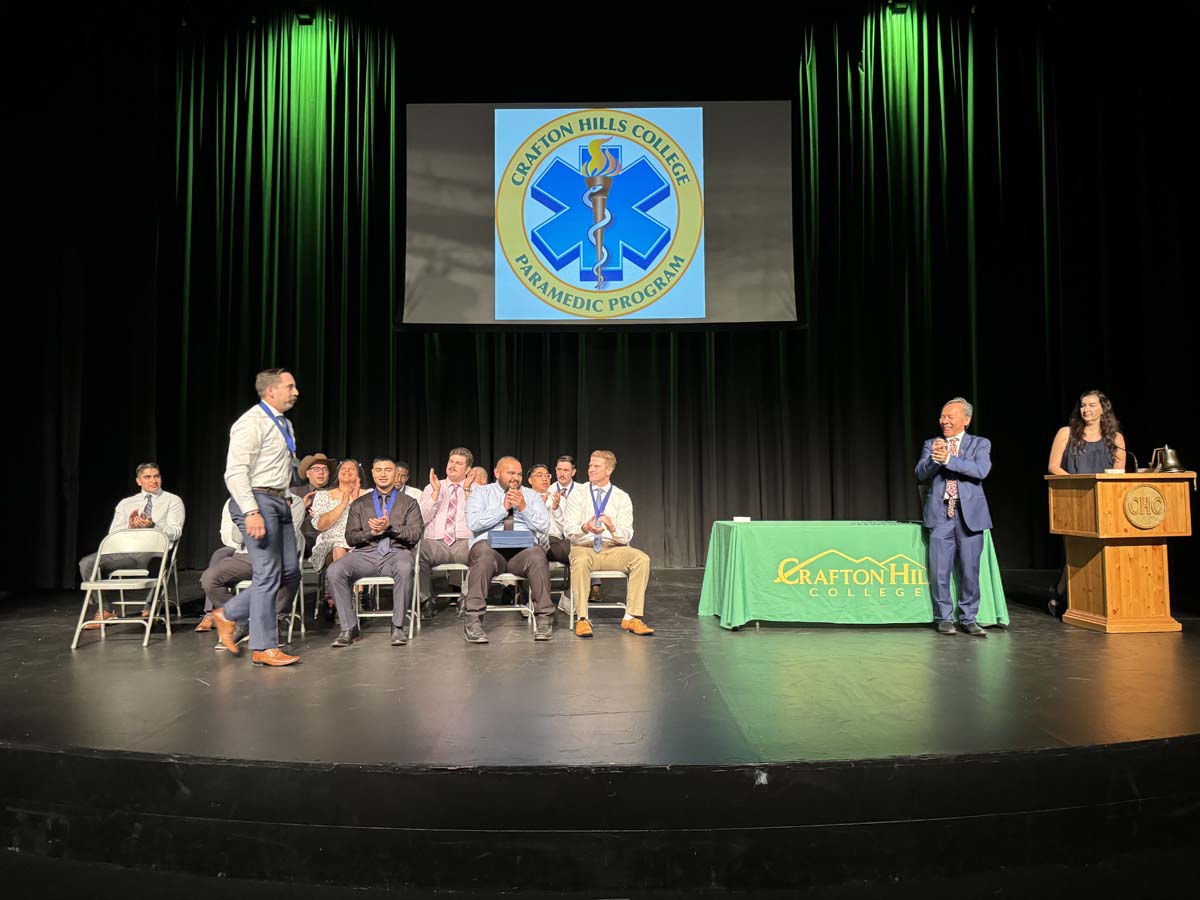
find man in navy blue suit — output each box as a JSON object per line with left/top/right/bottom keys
{"left": 915, "top": 397, "right": 993, "bottom": 638}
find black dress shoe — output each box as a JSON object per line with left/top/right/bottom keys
{"left": 464, "top": 622, "right": 489, "bottom": 643}
{"left": 534, "top": 617, "right": 554, "bottom": 641}
{"left": 390, "top": 625, "right": 408, "bottom": 646}
{"left": 1047, "top": 586, "right": 1066, "bottom": 618}
{"left": 233, "top": 623, "right": 249, "bottom": 645}
{"left": 936, "top": 620, "right": 956, "bottom": 635}
{"left": 961, "top": 622, "right": 987, "bottom": 638}
{"left": 331, "top": 626, "right": 361, "bottom": 648}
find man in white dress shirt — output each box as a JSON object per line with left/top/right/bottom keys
{"left": 463, "top": 456, "right": 554, "bottom": 643}
{"left": 416, "top": 447, "right": 475, "bottom": 614}
{"left": 562, "top": 450, "right": 653, "bottom": 638}
{"left": 213, "top": 368, "right": 302, "bottom": 666}
{"left": 79, "top": 462, "right": 186, "bottom": 626}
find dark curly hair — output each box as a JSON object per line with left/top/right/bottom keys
{"left": 1067, "top": 390, "right": 1120, "bottom": 461}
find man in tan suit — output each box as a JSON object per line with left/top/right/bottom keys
{"left": 561, "top": 450, "right": 653, "bottom": 638}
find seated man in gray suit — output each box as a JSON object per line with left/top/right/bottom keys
{"left": 327, "top": 457, "right": 423, "bottom": 648}
{"left": 915, "top": 396, "right": 993, "bottom": 638}
{"left": 79, "top": 462, "right": 186, "bottom": 627}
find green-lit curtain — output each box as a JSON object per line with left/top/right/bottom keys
{"left": 796, "top": 3, "right": 1062, "bottom": 560}
{"left": 169, "top": 12, "right": 398, "bottom": 554}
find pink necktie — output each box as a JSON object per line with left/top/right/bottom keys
{"left": 946, "top": 438, "right": 960, "bottom": 518}
{"left": 443, "top": 484, "right": 458, "bottom": 546}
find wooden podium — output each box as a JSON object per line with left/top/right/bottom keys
{"left": 1046, "top": 472, "right": 1195, "bottom": 633}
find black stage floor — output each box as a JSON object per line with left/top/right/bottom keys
{"left": 2, "top": 569, "right": 1199, "bottom": 896}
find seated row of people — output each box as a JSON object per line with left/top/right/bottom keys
{"left": 81, "top": 451, "right": 653, "bottom": 647}
{"left": 317, "top": 449, "right": 653, "bottom": 646}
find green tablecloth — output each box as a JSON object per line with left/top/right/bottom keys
{"left": 698, "top": 521, "right": 1008, "bottom": 629}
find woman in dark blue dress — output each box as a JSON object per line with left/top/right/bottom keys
{"left": 1045, "top": 390, "right": 1127, "bottom": 616}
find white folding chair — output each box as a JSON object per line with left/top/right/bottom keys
{"left": 415, "top": 560, "right": 470, "bottom": 624}
{"left": 108, "top": 538, "right": 183, "bottom": 621}
{"left": 569, "top": 570, "right": 629, "bottom": 627}
{"left": 354, "top": 573, "right": 417, "bottom": 641}
{"left": 488, "top": 573, "right": 536, "bottom": 632}
{"left": 72, "top": 529, "right": 172, "bottom": 649}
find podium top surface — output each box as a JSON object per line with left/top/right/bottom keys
{"left": 1045, "top": 471, "right": 1196, "bottom": 481}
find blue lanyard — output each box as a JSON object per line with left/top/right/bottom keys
{"left": 258, "top": 401, "right": 295, "bottom": 454}
{"left": 591, "top": 485, "right": 612, "bottom": 519}
{"left": 373, "top": 490, "right": 397, "bottom": 519}
{"left": 557, "top": 482, "right": 573, "bottom": 497}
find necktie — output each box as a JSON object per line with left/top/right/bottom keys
{"left": 443, "top": 484, "right": 458, "bottom": 546}
{"left": 503, "top": 503, "right": 515, "bottom": 531}
{"left": 946, "top": 438, "right": 960, "bottom": 518}
{"left": 142, "top": 494, "right": 153, "bottom": 518}
{"left": 593, "top": 489, "right": 604, "bottom": 551}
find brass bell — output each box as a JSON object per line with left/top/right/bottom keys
{"left": 1150, "top": 445, "right": 1185, "bottom": 473}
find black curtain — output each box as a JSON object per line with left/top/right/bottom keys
{"left": 12, "top": 3, "right": 1198, "bottom": 610}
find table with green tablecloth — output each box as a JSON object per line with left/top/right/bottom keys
{"left": 698, "top": 521, "right": 1008, "bottom": 629}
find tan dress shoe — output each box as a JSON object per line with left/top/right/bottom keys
{"left": 83, "top": 609, "right": 117, "bottom": 630}
{"left": 211, "top": 608, "right": 241, "bottom": 655}
{"left": 589, "top": 584, "right": 603, "bottom": 601}
{"left": 252, "top": 648, "right": 300, "bottom": 667}
{"left": 620, "top": 617, "right": 655, "bottom": 636}
{"left": 574, "top": 618, "right": 594, "bottom": 638}
{"left": 194, "top": 613, "right": 214, "bottom": 632}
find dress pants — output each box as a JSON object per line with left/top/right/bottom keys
{"left": 417, "top": 537, "right": 470, "bottom": 602}
{"left": 200, "top": 550, "right": 292, "bottom": 615}
{"left": 568, "top": 544, "right": 651, "bottom": 618}
{"left": 327, "top": 547, "right": 414, "bottom": 630}
{"left": 547, "top": 537, "right": 572, "bottom": 592}
{"left": 224, "top": 493, "right": 299, "bottom": 651}
{"left": 463, "top": 542, "right": 553, "bottom": 624}
{"left": 927, "top": 509, "right": 984, "bottom": 624}
{"left": 78, "top": 552, "right": 162, "bottom": 611}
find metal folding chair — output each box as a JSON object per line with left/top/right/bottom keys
{"left": 72, "top": 529, "right": 172, "bottom": 649}
{"left": 488, "top": 573, "right": 536, "bottom": 633}
{"left": 569, "top": 570, "right": 629, "bottom": 627}
{"left": 108, "top": 538, "right": 182, "bottom": 621}
{"left": 416, "top": 561, "right": 470, "bottom": 622}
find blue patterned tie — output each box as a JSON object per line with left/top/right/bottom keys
{"left": 593, "top": 489, "right": 604, "bottom": 552}
{"left": 142, "top": 494, "right": 153, "bottom": 518}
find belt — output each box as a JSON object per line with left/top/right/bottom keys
{"left": 252, "top": 486, "right": 289, "bottom": 498}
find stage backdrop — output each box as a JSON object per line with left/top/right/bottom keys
{"left": 15, "top": 3, "right": 1198, "bottom": 609}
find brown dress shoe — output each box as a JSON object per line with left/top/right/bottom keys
{"left": 574, "top": 618, "right": 594, "bottom": 638}
{"left": 620, "top": 617, "right": 655, "bottom": 636}
{"left": 252, "top": 648, "right": 300, "bottom": 667}
{"left": 589, "top": 584, "right": 603, "bottom": 601}
{"left": 83, "top": 609, "right": 117, "bottom": 630}
{"left": 211, "top": 608, "right": 241, "bottom": 655}
{"left": 194, "top": 613, "right": 214, "bottom": 632}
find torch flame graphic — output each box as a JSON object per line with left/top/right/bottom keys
{"left": 581, "top": 138, "right": 622, "bottom": 288}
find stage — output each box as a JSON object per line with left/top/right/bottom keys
{"left": 2, "top": 569, "right": 1199, "bottom": 896}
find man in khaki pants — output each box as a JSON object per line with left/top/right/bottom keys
{"left": 562, "top": 450, "right": 653, "bottom": 638}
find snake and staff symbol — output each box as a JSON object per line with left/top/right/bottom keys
{"left": 581, "top": 138, "right": 622, "bottom": 288}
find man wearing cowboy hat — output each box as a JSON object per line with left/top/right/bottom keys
{"left": 297, "top": 454, "right": 334, "bottom": 555}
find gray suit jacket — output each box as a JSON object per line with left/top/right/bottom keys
{"left": 344, "top": 490, "right": 423, "bottom": 550}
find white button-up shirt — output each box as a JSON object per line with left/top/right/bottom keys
{"left": 563, "top": 482, "right": 635, "bottom": 548}
{"left": 108, "top": 489, "right": 186, "bottom": 544}
{"left": 224, "top": 402, "right": 296, "bottom": 513}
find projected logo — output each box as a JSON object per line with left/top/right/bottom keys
{"left": 495, "top": 108, "right": 704, "bottom": 320}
